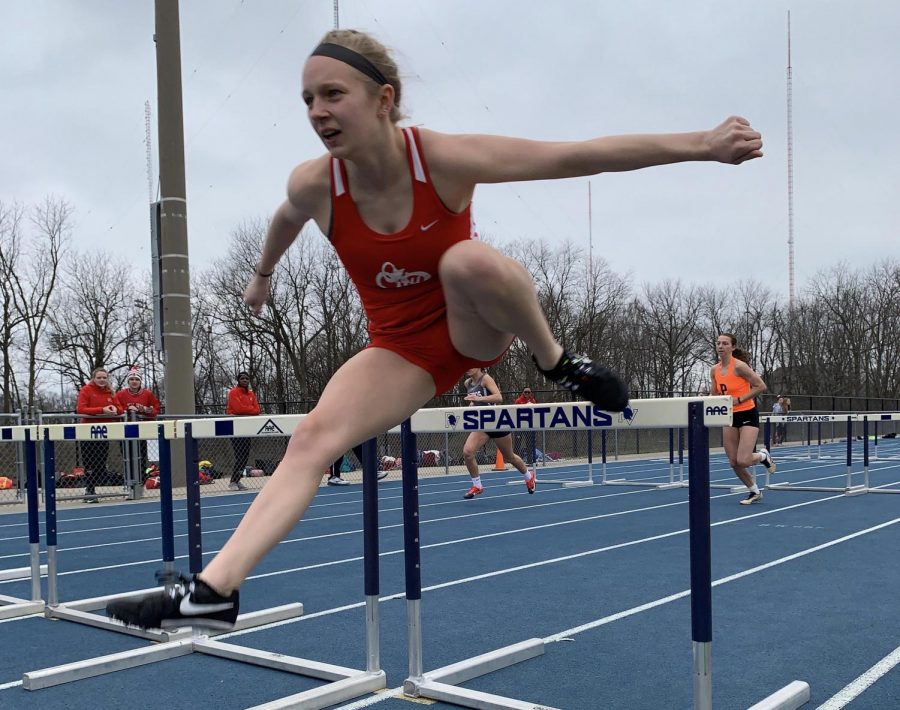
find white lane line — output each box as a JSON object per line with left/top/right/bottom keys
{"left": 814, "top": 644, "right": 900, "bottom": 709}
{"left": 332, "top": 517, "right": 900, "bottom": 709}
{"left": 545, "top": 516, "right": 900, "bottom": 641}
{"left": 219, "top": 493, "right": 852, "bottom": 639}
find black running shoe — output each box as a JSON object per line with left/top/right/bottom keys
{"left": 106, "top": 572, "right": 239, "bottom": 630}
{"left": 534, "top": 350, "right": 629, "bottom": 412}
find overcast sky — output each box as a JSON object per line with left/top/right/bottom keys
{"left": 2, "top": 1, "right": 898, "bottom": 300}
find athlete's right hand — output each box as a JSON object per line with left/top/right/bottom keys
{"left": 705, "top": 116, "right": 763, "bottom": 165}
{"left": 243, "top": 275, "right": 271, "bottom": 316}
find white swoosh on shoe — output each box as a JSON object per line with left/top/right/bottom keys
{"left": 179, "top": 597, "right": 233, "bottom": 616}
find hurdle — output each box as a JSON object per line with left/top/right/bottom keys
{"left": 766, "top": 415, "right": 872, "bottom": 496}
{"left": 0, "top": 426, "right": 45, "bottom": 620}
{"left": 762, "top": 413, "right": 849, "bottom": 462}
{"left": 601, "top": 419, "right": 692, "bottom": 490}
{"left": 25, "top": 417, "right": 386, "bottom": 706}
{"left": 35, "top": 420, "right": 196, "bottom": 642}
{"left": 399, "top": 397, "right": 809, "bottom": 709}
{"left": 859, "top": 414, "right": 900, "bottom": 495}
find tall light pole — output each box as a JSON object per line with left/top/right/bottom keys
{"left": 154, "top": 0, "right": 195, "bottom": 417}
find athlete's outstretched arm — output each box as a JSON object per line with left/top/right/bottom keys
{"left": 244, "top": 160, "right": 324, "bottom": 315}
{"left": 425, "top": 116, "right": 762, "bottom": 186}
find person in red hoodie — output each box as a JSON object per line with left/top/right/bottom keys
{"left": 513, "top": 387, "right": 538, "bottom": 465}
{"left": 225, "top": 372, "right": 261, "bottom": 491}
{"left": 76, "top": 367, "right": 124, "bottom": 502}
{"left": 116, "top": 367, "right": 161, "bottom": 476}
{"left": 514, "top": 386, "right": 537, "bottom": 405}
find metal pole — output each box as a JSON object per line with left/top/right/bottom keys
{"left": 601, "top": 429, "right": 607, "bottom": 483}
{"left": 24, "top": 431, "right": 42, "bottom": 602}
{"left": 687, "top": 402, "right": 712, "bottom": 710}
{"left": 862, "top": 417, "right": 869, "bottom": 490}
{"left": 158, "top": 426, "right": 176, "bottom": 573}
{"left": 586, "top": 429, "right": 593, "bottom": 483}
{"left": 362, "top": 438, "right": 381, "bottom": 673}
{"left": 845, "top": 416, "right": 853, "bottom": 489}
{"left": 184, "top": 423, "right": 203, "bottom": 574}
{"left": 668, "top": 427, "right": 675, "bottom": 484}
{"left": 401, "top": 420, "right": 423, "bottom": 680}
{"left": 43, "top": 433, "right": 59, "bottom": 607}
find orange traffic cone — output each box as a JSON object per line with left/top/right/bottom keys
{"left": 493, "top": 449, "right": 507, "bottom": 471}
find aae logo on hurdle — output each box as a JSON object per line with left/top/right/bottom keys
{"left": 705, "top": 405, "right": 729, "bottom": 417}
{"left": 444, "top": 405, "right": 613, "bottom": 432}
{"left": 256, "top": 419, "right": 284, "bottom": 435}
{"left": 90, "top": 425, "right": 109, "bottom": 439}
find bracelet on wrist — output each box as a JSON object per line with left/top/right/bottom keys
{"left": 256, "top": 269, "right": 274, "bottom": 278}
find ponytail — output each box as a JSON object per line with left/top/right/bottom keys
{"left": 732, "top": 348, "right": 751, "bottom": 365}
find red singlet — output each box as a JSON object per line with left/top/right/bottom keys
{"left": 328, "top": 126, "right": 499, "bottom": 395}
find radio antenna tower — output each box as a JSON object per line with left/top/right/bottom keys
{"left": 786, "top": 11, "right": 796, "bottom": 310}
{"left": 144, "top": 100, "right": 155, "bottom": 206}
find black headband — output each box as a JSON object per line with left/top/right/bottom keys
{"left": 310, "top": 42, "right": 387, "bottom": 87}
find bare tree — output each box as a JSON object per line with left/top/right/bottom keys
{"left": 48, "top": 252, "right": 136, "bottom": 390}
{"left": 633, "top": 280, "right": 705, "bottom": 395}
{"left": 3, "top": 197, "right": 69, "bottom": 407}
{"left": 0, "top": 201, "right": 26, "bottom": 410}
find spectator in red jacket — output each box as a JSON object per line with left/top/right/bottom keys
{"left": 116, "top": 367, "right": 160, "bottom": 419}
{"left": 76, "top": 367, "right": 124, "bottom": 502}
{"left": 514, "top": 387, "right": 537, "bottom": 405}
{"left": 514, "top": 387, "right": 538, "bottom": 464}
{"left": 116, "top": 367, "right": 161, "bottom": 475}
{"left": 226, "top": 371, "right": 261, "bottom": 491}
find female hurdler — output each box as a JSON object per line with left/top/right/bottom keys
{"left": 110, "top": 30, "right": 763, "bottom": 629}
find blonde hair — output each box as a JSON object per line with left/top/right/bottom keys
{"left": 317, "top": 29, "right": 404, "bottom": 123}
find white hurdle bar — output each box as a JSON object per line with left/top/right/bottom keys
{"left": 0, "top": 426, "right": 45, "bottom": 620}
{"left": 399, "top": 397, "right": 808, "bottom": 710}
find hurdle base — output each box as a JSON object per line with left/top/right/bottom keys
{"left": 603, "top": 479, "right": 682, "bottom": 490}
{"left": 509, "top": 479, "right": 593, "bottom": 488}
{"left": 244, "top": 670, "right": 386, "bottom": 709}
{"left": 24, "top": 633, "right": 385, "bottom": 708}
{"left": 767, "top": 483, "right": 869, "bottom": 497}
{"left": 0, "top": 564, "right": 48, "bottom": 582}
{"left": 407, "top": 679, "right": 560, "bottom": 710}
{"left": 0, "top": 596, "right": 44, "bottom": 620}
{"left": 747, "top": 680, "right": 810, "bottom": 710}
{"left": 404, "top": 638, "right": 556, "bottom": 710}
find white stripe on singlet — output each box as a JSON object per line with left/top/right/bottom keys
{"left": 331, "top": 158, "right": 345, "bottom": 196}
{"left": 403, "top": 127, "right": 427, "bottom": 183}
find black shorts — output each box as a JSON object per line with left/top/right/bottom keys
{"left": 486, "top": 431, "right": 511, "bottom": 440}
{"left": 731, "top": 407, "right": 760, "bottom": 429}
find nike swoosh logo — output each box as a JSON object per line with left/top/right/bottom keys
{"left": 179, "top": 597, "right": 233, "bottom": 616}
{"left": 420, "top": 220, "right": 439, "bottom": 231}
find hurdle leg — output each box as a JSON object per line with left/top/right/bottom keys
{"left": 0, "top": 430, "right": 45, "bottom": 619}
{"left": 400, "top": 419, "right": 556, "bottom": 709}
